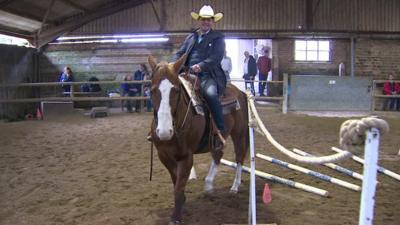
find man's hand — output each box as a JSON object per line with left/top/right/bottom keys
{"left": 191, "top": 64, "right": 201, "bottom": 73}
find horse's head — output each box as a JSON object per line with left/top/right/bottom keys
{"left": 148, "top": 54, "right": 186, "bottom": 141}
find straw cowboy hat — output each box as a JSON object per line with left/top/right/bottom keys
{"left": 191, "top": 5, "right": 223, "bottom": 22}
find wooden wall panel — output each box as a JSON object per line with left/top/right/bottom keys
{"left": 40, "top": 43, "right": 173, "bottom": 84}
{"left": 70, "top": 0, "right": 399, "bottom": 35}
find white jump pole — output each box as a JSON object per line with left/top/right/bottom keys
{"left": 247, "top": 93, "right": 257, "bottom": 225}
{"left": 293, "top": 148, "right": 364, "bottom": 181}
{"left": 332, "top": 147, "right": 400, "bottom": 181}
{"left": 256, "top": 153, "right": 361, "bottom": 191}
{"left": 359, "top": 128, "right": 380, "bottom": 225}
{"left": 221, "top": 159, "right": 329, "bottom": 197}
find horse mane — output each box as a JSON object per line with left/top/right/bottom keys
{"left": 151, "top": 61, "right": 181, "bottom": 86}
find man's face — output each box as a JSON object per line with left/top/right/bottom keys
{"left": 199, "top": 18, "right": 213, "bottom": 32}
{"left": 64, "top": 67, "right": 70, "bottom": 75}
{"left": 244, "top": 51, "right": 249, "bottom": 58}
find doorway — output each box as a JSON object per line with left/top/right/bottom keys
{"left": 224, "top": 38, "right": 272, "bottom": 96}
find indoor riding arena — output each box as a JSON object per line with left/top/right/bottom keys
{"left": 1, "top": 1, "right": 399, "bottom": 225}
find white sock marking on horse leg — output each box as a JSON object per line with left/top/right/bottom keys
{"left": 204, "top": 161, "right": 219, "bottom": 192}
{"left": 230, "top": 163, "right": 242, "bottom": 193}
{"left": 189, "top": 166, "right": 197, "bottom": 180}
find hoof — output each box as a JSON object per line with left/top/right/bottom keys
{"left": 229, "top": 188, "right": 238, "bottom": 194}
{"left": 169, "top": 221, "right": 182, "bottom": 225}
{"left": 204, "top": 182, "right": 214, "bottom": 194}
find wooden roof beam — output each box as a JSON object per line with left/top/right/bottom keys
{"left": 36, "top": 0, "right": 148, "bottom": 48}
{"left": 0, "top": 0, "right": 14, "bottom": 9}
{"left": 59, "top": 0, "right": 90, "bottom": 13}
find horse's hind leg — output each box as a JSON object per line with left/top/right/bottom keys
{"left": 230, "top": 127, "right": 248, "bottom": 193}
{"left": 230, "top": 162, "right": 243, "bottom": 194}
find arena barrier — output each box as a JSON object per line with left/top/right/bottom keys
{"left": 220, "top": 159, "right": 329, "bottom": 197}
{"left": 0, "top": 80, "right": 151, "bottom": 103}
{"left": 255, "top": 153, "right": 361, "bottom": 191}
{"left": 371, "top": 79, "right": 400, "bottom": 111}
{"left": 332, "top": 147, "right": 400, "bottom": 182}
{"left": 293, "top": 148, "right": 364, "bottom": 181}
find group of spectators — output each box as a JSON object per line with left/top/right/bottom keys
{"left": 220, "top": 47, "right": 272, "bottom": 96}
{"left": 58, "top": 64, "right": 152, "bottom": 112}
{"left": 121, "top": 63, "right": 152, "bottom": 112}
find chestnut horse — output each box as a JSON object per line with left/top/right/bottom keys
{"left": 148, "top": 55, "right": 249, "bottom": 224}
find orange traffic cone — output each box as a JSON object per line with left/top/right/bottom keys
{"left": 262, "top": 183, "right": 272, "bottom": 205}
{"left": 36, "top": 108, "right": 43, "bottom": 120}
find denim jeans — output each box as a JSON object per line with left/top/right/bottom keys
{"left": 199, "top": 73, "right": 224, "bottom": 131}
{"left": 383, "top": 98, "right": 400, "bottom": 111}
{"left": 244, "top": 75, "right": 255, "bottom": 96}
{"left": 258, "top": 73, "right": 267, "bottom": 96}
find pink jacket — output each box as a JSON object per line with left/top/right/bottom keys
{"left": 383, "top": 82, "right": 400, "bottom": 95}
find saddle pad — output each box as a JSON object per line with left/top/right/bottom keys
{"left": 178, "top": 76, "right": 205, "bottom": 116}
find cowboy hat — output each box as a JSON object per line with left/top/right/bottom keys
{"left": 190, "top": 5, "right": 223, "bottom": 22}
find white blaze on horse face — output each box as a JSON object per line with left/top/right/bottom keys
{"left": 156, "top": 79, "right": 174, "bottom": 140}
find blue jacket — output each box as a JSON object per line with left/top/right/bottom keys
{"left": 174, "top": 29, "right": 226, "bottom": 93}
{"left": 59, "top": 73, "right": 74, "bottom": 92}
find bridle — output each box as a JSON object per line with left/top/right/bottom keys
{"left": 152, "top": 77, "right": 191, "bottom": 139}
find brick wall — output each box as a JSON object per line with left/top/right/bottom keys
{"left": 274, "top": 38, "right": 400, "bottom": 81}
{"left": 355, "top": 39, "right": 400, "bottom": 79}
{"left": 275, "top": 39, "right": 351, "bottom": 79}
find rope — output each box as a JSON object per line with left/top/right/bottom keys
{"left": 247, "top": 93, "right": 352, "bottom": 164}
{"left": 339, "top": 117, "right": 389, "bottom": 151}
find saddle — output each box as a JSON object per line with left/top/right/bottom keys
{"left": 178, "top": 74, "right": 241, "bottom": 155}
{"left": 178, "top": 74, "right": 241, "bottom": 116}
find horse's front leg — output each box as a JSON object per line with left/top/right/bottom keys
{"left": 204, "top": 160, "right": 219, "bottom": 193}
{"left": 170, "top": 155, "right": 193, "bottom": 224}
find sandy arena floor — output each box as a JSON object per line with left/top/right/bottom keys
{"left": 0, "top": 107, "right": 399, "bottom": 225}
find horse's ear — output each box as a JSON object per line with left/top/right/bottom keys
{"left": 148, "top": 55, "right": 158, "bottom": 71}
{"left": 173, "top": 54, "right": 187, "bottom": 73}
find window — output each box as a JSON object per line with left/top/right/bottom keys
{"left": 295, "top": 40, "right": 330, "bottom": 61}
{"left": 0, "top": 34, "right": 32, "bottom": 47}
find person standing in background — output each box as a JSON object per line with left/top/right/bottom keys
{"left": 132, "top": 64, "right": 148, "bottom": 112}
{"left": 382, "top": 73, "right": 400, "bottom": 111}
{"left": 121, "top": 75, "right": 134, "bottom": 112}
{"left": 221, "top": 50, "right": 232, "bottom": 82}
{"left": 59, "top": 66, "right": 74, "bottom": 97}
{"left": 242, "top": 51, "right": 257, "bottom": 95}
{"left": 257, "top": 48, "right": 271, "bottom": 96}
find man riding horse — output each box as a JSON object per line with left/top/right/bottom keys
{"left": 173, "top": 5, "right": 227, "bottom": 151}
